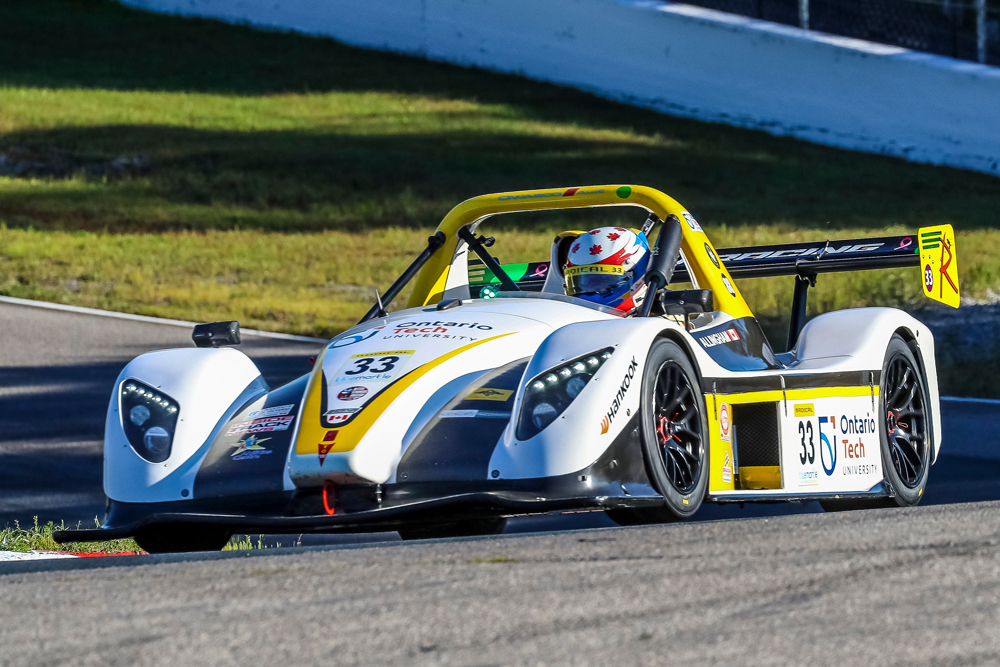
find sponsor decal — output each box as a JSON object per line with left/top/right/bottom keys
{"left": 841, "top": 462, "right": 879, "bottom": 476}
{"left": 698, "top": 329, "right": 741, "bottom": 348}
{"left": 465, "top": 387, "right": 513, "bottom": 402}
{"left": 323, "top": 408, "right": 359, "bottom": 424}
{"left": 331, "top": 325, "right": 385, "bottom": 349}
{"left": 226, "top": 414, "right": 295, "bottom": 436}
{"left": 719, "top": 402, "right": 731, "bottom": 442}
{"left": 336, "top": 386, "right": 369, "bottom": 401}
{"left": 705, "top": 243, "right": 720, "bottom": 268}
{"left": 564, "top": 264, "right": 625, "bottom": 276}
{"left": 230, "top": 434, "right": 271, "bottom": 460}
{"left": 919, "top": 225, "right": 960, "bottom": 308}
{"left": 681, "top": 211, "right": 703, "bottom": 233}
{"left": 333, "top": 351, "right": 414, "bottom": 384}
{"left": 599, "top": 415, "right": 610, "bottom": 435}
{"left": 842, "top": 437, "right": 866, "bottom": 459}
{"left": 840, "top": 413, "right": 877, "bottom": 435}
{"left": 439, "top": 409, "right": 511, "bottom": 419}
{"left": 719, "top": 243, "right": 885, "bottom": 263}
{"left": 722, "top": 450, "right": 732, "bottom": 484}
{"left": 837, "top": 413, "right": 877, "bottom": 474}
{"left": 247, "top": 404, "right": 294, "bottom": 420}
{"left": 604, "top": 357, "right": 639, "bottom": 429}
{"left": 794, "top": 404, "right": 820, "bottom": 484}
{"left": 393, "top": 321, "right": 493, "bottom": 331}
{"left": 819, "top": 416, "right": 836, "bottom": 476}
{"left": 318, "top": 431, "right": 337, "bottom": 466}
{"left": 498, "top": 191, "right": 563, "bottom": 201}
{"left": 382, "top": 321, "right": 494, "bottom": 342}
{"left": 798, "top": 469, "right": 819, "bottom": 485}
{"left": 562, "top": 187, "right": 605, "bottom": 197}
{"left": 721, "top": 275, "right": 736, "bottom": 297}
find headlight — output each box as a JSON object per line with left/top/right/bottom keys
{"left": 516, "top": 347, "right": 614, "bottom": 440}
{"left": 120, "top": 380, "right": 179, "bottom": 463}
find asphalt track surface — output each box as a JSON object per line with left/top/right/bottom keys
{"left": 3, "top": 300, "right": 1000, "bottom": 665}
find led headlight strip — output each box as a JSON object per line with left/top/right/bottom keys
{"left": 516, "top": 347, "right": 614, "bottom": 441}
{"left": 120, "top": 379, "right": 180, "bottom": 463}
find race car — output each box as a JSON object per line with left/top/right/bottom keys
{"left": 55, "top": 185, "right": 960, "bottom": 552}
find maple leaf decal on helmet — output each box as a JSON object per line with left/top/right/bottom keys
{"left": 572, "top": 242, "right": 581, "bottom": 253}
{"left": 607, "top": 232, "right": 620, "bottom": 241}
{"left": 589, "top": 245, "right": 603, "bottom": 255}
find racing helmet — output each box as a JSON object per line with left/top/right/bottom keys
{"left": 563, "top": 227, "right": 650, "bottom": 314}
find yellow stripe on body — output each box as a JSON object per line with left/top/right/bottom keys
{"left": 294, "top": 333, "right": 514, "bottom": 456}
{"left": 716, "top": 385, "right": 878, "bottom": 405}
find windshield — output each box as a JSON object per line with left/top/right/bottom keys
{"left": 487, "top": 290, "right": 625, "bottom": 316}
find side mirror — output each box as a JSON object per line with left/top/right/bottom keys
{"left": 656, "top": 289, "right": 714, "bottom": 316}
{"left": 192, "top": 321, "right": 241, "bottom": 348}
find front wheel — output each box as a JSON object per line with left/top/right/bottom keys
{"left": 608, "top": 339, "right": 709, "bottom": 525}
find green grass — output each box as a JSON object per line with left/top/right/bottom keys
{"left": 0, "top": 517, "right": 275, "bottom": 554}
{"left": 1, "top": 0, "right": 999, "bottom": 380}
{"left": 0, "top": 517, "right": 142, "bottom": 554}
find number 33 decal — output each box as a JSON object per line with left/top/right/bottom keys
{"left": 344, "top": 356, "right": 400, "bottom": 375}
{"left": 798, "top": 420, "right": 815, "bottom": 465}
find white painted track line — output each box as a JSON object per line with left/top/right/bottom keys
{"left": 0, "top": 295, "right": 325, "bottom": 344}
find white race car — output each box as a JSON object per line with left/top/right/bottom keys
{"left": 56, "top": 185, "right": 960, "bottom": 552}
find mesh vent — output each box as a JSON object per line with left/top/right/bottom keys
{"left": 732, "top": 402, "right": 780, "bottom": 467}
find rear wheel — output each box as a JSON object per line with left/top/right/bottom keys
{"left": 134, "top": 523, "right": 233, "bottom": 553}
{"left": 607, "top": 339, "right": 708, "bottom": 525}
{"left": 397, "top": 517, "right": 507, "bottom": 541}
{"left": 820, "top": 335, "right": 930, "bottom": 512}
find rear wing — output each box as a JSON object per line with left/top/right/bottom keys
{"left": 471, "top": 226, "right": 959, "bottom": 309}
{"left": 671, "top": 235, "right": 921, "bottom": 282}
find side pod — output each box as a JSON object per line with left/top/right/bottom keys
{"left": 795, "top": 308, "right": 941, "bottom": 462}
{"left": 105, "top": 347, "right": 266, "bottom": 503}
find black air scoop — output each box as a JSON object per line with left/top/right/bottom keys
{"left": 396, "top": 359, "right": 529, "bottom": 483}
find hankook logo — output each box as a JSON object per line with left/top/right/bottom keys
{"left": 602, "top": 356, "right": 638, "bottom": 431}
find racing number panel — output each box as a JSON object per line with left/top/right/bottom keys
{"left": 704, "top": 375, "right": 882, "bottom": 496}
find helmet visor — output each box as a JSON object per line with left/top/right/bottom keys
{"left": 564, "top": 265, "right": 627, "bottom": 296}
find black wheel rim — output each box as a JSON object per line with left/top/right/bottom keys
{"left": 652, "top": 360, "right": 704, "bottom": 494}
{"left": 883, "top": 354, "right": 928, "bottom": 489}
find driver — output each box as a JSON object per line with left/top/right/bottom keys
{"left": 563, "top": 227, "right": 650, "bottom": 315}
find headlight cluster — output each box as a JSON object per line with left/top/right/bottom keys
{"left": 120, "top": 380, "right": 179, "bottom": 463}
{"left": 516, "top": 347, "right": 614, "bottom": 440}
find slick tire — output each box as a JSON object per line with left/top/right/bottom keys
{"left": 134, "top": 523, "right": 233, "bottom": 553}
{"left": 820, "top": 335, "right": 931, "bottom": 512}
{"left": 609, "top": 339, "right": 709, "bottom": 524}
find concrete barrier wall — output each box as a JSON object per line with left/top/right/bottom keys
{"left": 122, "top": 0, "right": 1000, "bottom": 175}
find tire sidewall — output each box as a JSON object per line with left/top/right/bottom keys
{"left": 639, "top": 338, "right": 709, "bottom": 518}
{"left": 880, "top": 335, "right": 930, "bottom": 507}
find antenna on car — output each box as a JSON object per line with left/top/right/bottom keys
{"left": 374, "top": 289, "right": 387, "bottom": 318}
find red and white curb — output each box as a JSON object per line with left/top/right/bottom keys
{"left": 0, "top": 551, "right": 141, "bottom": 561}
